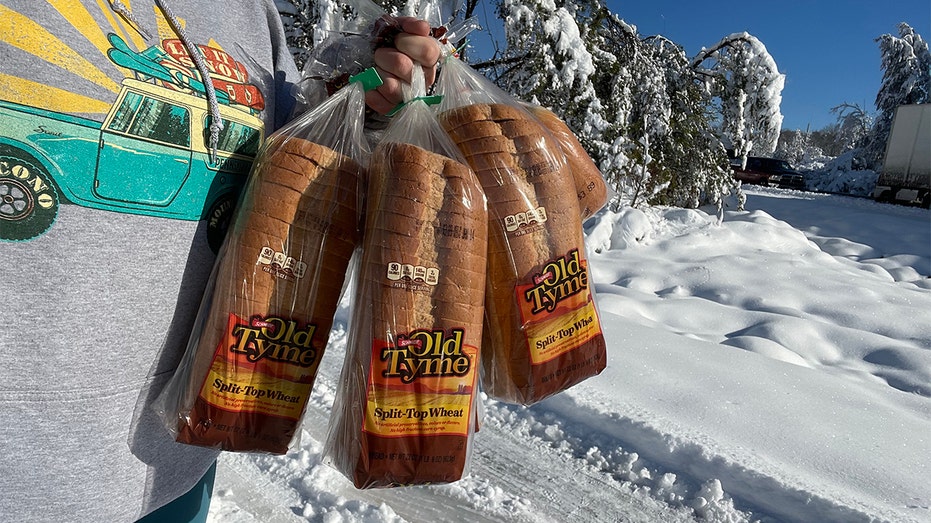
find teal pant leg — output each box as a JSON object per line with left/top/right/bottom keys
{"left": 137, "top": 462, "right": 217, "bottom": 523}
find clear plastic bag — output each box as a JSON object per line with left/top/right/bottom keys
{"left": 325, "top": 66, "right": 487, "bottom": 488}
{"left": 154, "top": 71, "right": 375, "bottom": 454}
{"left": 520, "top": 103, "right": 611, "bottom": 220}
{"left": 435, "top": 56, "right": 607, "bottom": 406}
{"left": 291, "top": 0, "right": 438, "bottom": 115}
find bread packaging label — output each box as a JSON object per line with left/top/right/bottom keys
{"left": 364, "top": 328, "right": 479, "bottom": 438}
{"left": 197, "top": 314, "right": 320, "bottom": 422}
{"left": 517, "top": 248, "right": 603, "bottom": 366}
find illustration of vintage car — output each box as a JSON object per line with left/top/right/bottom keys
{"left": 1, "top": 78, "right": 263, "bottom": 251}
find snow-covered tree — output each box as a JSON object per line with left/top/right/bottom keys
{"left": 830, "top": 103, "right": 872, "bottom": 153}
{"left": 877, "top": 23, "right": 931, "bottom": 112}
{"left": 634, "top": 35, "right": 732, "bottom": 209}
{"left": 493, "top": 0, "right": 738, "bottom": 209}
{"left": 496, "top": 0, "right": 599, "bottom": 119}
{"left": 691, "top": 33, "right": 785, "bottom": 167}
{"left": 592, "top": 26, "right": 674, "bottom": 208}
{"left": 276, "top": 0, "right": 320, "bottom": 68}
{"left": 775, "top": 129, "right": 824, "bottom": 168}
{"left": 274, "top": 1, "right": 770, "bottom": 209}
{"left": 275, "top": 0, "right": 452, "bottom": 69}
{"left": 863, "top": 22, "right": 931, "bottom": 169}
{"left": 776, "top": 130, "right": 808, "bottom": 165}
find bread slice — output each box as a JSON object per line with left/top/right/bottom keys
{"left": 524, "top": 105, "right": 608, "bottom": 219}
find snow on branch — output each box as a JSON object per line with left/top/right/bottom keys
{"left": 691, "top": 32, "right": 785, "bottom": 158}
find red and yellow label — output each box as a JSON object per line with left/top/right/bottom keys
{"left": 518, "top": 249, "right": 602, "bottom": 364}
{"left": 363, "top": 329, "right": 479, "bottom": 438}
{"left": 198, "top": 314, "right": 321, "bottom": 420}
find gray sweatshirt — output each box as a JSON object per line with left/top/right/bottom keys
{"left": 0, "top": 1, "right": 299, "bottom": 520}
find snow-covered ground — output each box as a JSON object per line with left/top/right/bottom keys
{"left": 207, "top": 186, "right": 931, "bottom": 523}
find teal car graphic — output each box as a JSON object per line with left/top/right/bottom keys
{"left": 0, "top": 78, "right": 264, "bottom": 251}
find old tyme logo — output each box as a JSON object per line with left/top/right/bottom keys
{"left": 380, "top": 329, "right": 471, "bottom": 384}
{"left": 524, "top": 249, "right": 589, "bottom": 314}
{"left": 229, "top": 316, "right": 318, "bottom": 367}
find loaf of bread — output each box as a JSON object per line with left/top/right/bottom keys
{"left": 173, "top": 136, "right": 362, "bottom": 453}
{"left": 524, "top": 104, "right": 609, "bottom": 220}
{"left": 438, "top": 103, "right": 607, "bottom": 405}
{"left": 326, "top": 141, "right": 486, "bottom": 489}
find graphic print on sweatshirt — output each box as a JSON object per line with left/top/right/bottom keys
{"left": 0, "top": 1, "right": 268, "bottom": 251}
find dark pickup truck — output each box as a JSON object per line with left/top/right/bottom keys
{"left": 730, "top": 156, "right": 806, "bottom": 190}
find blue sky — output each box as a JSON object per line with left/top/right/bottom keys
{"left": 468, "top": 0, "right": 930, "bottom": 131}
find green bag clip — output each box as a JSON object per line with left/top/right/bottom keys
{"left": 349, "top": 68, "right": 384, "bottom": 92}
{"left": 386, "top": 94, "right": 444, "bottom": 117}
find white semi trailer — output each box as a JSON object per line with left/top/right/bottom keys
{"left": 872, "top": 104, "right": 930, "bottom": 208}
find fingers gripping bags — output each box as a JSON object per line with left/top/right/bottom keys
{"left": 155, "top": 72, "right": 376, "bottom": 454}
{"left": 435, "top": 56, "right": 608, "bottom": 406}
{"left": 324, "top": 67, "right": 488, "bottom": 488}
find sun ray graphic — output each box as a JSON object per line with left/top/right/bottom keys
{"left": 92, "top": 0, "right": 148, "bottom": 50}
{"left": 0, "top": 4, "right": 121, "bottom": 98}
{"left": 0, "top": 73, "right": 111, "bottom": 114}
{"left": 48, "top": 0, "right": 133, "bottom": 63}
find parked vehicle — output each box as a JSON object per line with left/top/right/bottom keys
{"left": 0, "top": 79, "right": 263, "bottom": 250}
{"left": 872, "top": 104, "right": 930, "bottom": 208}
{"left": 730, "top": 156, "right": 806, "bottom": 190}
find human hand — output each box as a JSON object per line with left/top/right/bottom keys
{"left": 367, "top": 17, "right": 441, "bottom": 115}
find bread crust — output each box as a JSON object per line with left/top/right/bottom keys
{"left": 438, "top": 103, "right": 607, "bottom": 405}
{"left": 524, "top": 105, "right": 608, "bottom": 219}
{"left": 174, "top": 137, "right": 362, "bottom": 453}
{"left": 328, "top": 140, "right": 486, "bottom": 488}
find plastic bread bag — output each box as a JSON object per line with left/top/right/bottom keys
{"left": 291, "top": 0, "right": 447, "bottom": 115}
{"left": 154, "top": 69, "right": 381, "bottom": 454}
{"left": 434, "top": 55, "right": 607, "bottom": 406}
{"left": 324, "top": 65, "right": 488, "bottom": 488}
{"left": 519, "top": 103, "right": 612, "bottom": 220}
{"left": 290, "top": 0, "right": 387, "bottom": 114}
